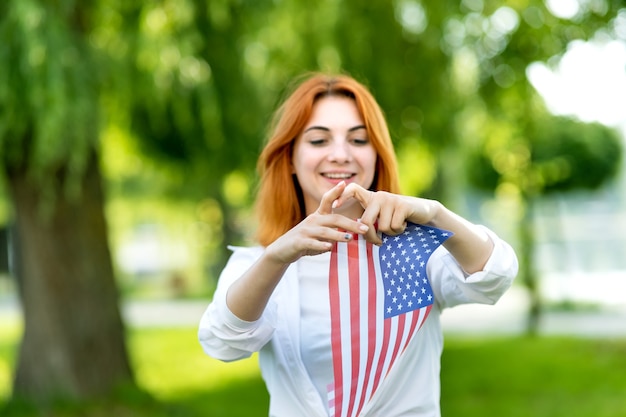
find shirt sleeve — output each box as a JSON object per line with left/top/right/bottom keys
{"left": 198, "top": 246, "right": 278, "bottom": 362}
{"left": 428, "top": 226, "right": 519, "bottom": 310}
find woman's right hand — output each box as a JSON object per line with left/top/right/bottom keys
{"left": 226, "top": 181, "right": 369, "bottom": 321}
{"left": 265, "top": 181, "right": 370, "bottom": 265}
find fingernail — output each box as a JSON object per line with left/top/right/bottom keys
{"left": 332, "top": 200, "right": 338, "bottom": 209}
{"left": 359, "top": 224, "right": 369, "bottom": 232}
{"left": 344, "top": 233, "right": 352, "bottom": 241}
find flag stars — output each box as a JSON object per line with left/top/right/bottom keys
{"left": 378, "top": 223, "right": 453, "bottom": 318}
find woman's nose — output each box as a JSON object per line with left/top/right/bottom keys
{"left": 328, "top": 140, "right": 352, "bottom": 162}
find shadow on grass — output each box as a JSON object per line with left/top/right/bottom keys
{"left": 0, "top": 376, "right": 269, "bottom": 417}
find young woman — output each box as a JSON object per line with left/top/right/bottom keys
{"left": 199, "top": 73, "right": 518, "bottom": 417}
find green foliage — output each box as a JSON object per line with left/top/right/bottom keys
{"left": 467, "top": 116, "right": 623, "bottom": 195}
{"left": 531, "top": 117, "right": 623, "bottom": 191}
{"left": 0, "top": 0, "right": 100, "bottom": 181}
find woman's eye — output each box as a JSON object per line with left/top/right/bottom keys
{"left": 351, "top": 138, "right": 369, "bottom": 145}
{"left": 309, "top": 139, "right": 327, "bottom": 146}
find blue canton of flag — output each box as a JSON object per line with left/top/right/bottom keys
{"left": 380, "top": 223, "right": 453, "bottom": 319}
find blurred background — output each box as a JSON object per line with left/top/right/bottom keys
{"left": 1, "top": 0, "right": 625, "bottom": 416}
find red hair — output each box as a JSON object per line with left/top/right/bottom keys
{"left": 255, "top": 73, "right": 400, "bottom": 246}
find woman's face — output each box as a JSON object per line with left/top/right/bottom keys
{"left": 292, "top": 95, "right": 377, "bottom": 216}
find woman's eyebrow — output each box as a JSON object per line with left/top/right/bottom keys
{"left": 303, "top": 124, "right": 366, "bottom": 133}
{"left": 303, "top": 126, "right": 330, "bottom": 133}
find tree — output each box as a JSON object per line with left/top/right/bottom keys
{"left": 458, "top": 0, "right": 625, "bottom": 333}
{"left": 468, "top": 114, "right": 622, "bottom": 331}
{"left": 0, "top": 0, "right": 134, "bottom": 403}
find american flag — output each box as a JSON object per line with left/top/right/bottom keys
{"left": 327, "top": 223, "right": 452, "bottom": 417}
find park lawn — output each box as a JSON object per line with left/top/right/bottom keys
{"left": 1, "top": 324, "right": 625, "bottom": 416}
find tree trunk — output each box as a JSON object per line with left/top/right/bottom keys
{"left": 520, "top": 196, "right": 542, "bottom": 336}
{"left": 7, "top": 153, "right": 135, "bottom": 403}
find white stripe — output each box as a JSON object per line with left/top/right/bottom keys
{"left": 336, "top": 241, "right": 352, "bottom": 417}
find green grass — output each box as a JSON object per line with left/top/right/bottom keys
{"left": 1, "top": 323, "right": 626, "bottom": 416}
{"left": 441, "top": 336, "right": 626, "bottom": 416}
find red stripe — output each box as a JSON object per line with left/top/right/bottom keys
{"left": 329, "top": 244, "right": 343, "bottom": 416}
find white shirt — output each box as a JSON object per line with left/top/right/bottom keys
{"left": 198, "top": 226, "right": 518, "bottom": 417}
{"left": 299, "top": 253, "right": 333, "bottom": 408}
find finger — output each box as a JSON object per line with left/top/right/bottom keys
{"left": 359, "top": 199, "right": 381, "bottom": 230}
{"left": 318, "top": 181, "right": 347, "bottom": 215}
{"left": 390, "top": 211, "right": 408, "bottom": 235}
{"left": 363, "top": 224, "right": 382, "bottom": 246}
{"left": 317, "top": 213, "right": 370, "bottom": 236}
{"left": 332, "top": 183, "right": 370, "bottom": 210}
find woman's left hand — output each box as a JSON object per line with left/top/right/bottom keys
{"left": 333, "top": 183, "right": 494, "bottom": 274}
